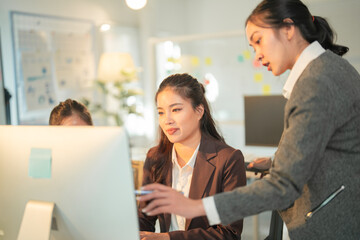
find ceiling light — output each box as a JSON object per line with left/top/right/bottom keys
{"left": 100, "top": 24, "right": 111, "bottom": 32}
{"left": 125, "top": 0, "right": 147, "bottom": 10}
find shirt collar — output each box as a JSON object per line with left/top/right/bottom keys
{"left": 282, "top": 41, "right": 325, "bottom": 99}
{"left": 172, "top": 144, "right": 200, "bottom": 169}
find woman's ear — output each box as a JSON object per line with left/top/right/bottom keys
{"left": 196, "top": 104, "right": 205, "bottom": 120}
{"left": 282, "top": 18, "right": 295, "bottom": 40}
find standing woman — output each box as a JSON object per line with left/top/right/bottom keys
{"left": 139, "top": 0, "right": 360, "bottom": 239}
{"left": 138, "top": 73, "right": 246, "bottom": 240}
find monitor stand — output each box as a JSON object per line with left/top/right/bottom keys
{"left": 17, "top": 200, "right": 55, "bottom": 240}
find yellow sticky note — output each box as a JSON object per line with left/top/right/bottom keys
{"left": 191, "top": 57, "right": 200, "bottom": 66}
{"left": 254, "top": 73, "right": 263, "bottom": 82}
{"left": 262, "top": 84, "right": 271, "bottom": 95}
{"left": 204, "top": 57, "right": 212, "bottom": 66}
{"left": 167, "top": 57, "right": 175, "bottom": 63}
{"left": 243, "top": 50, "right": 251, "bottom": 60}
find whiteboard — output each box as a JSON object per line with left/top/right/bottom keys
{"left": 11, "top": 11, "right": 96, "bottom": 125}
{"left": 152, "top": 31, "right": 289, "bottom": 151}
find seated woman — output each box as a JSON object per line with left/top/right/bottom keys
{"left": 49, "top": 98, "right": 93, "bottom": 126}
{"left": 138, "top": 73, "right": 246, "bottom": 240}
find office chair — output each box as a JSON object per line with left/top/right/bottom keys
{"left": 245, "top": 162, "right": 283, "bottom": 240}
{"left": 265, "top": 210, "right": 283, "bottom": 240}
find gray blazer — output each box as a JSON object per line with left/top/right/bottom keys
{"left": 213, "top": 50, "right": 360, "bottom": 239}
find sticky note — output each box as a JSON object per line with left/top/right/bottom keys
{"left": 204, "top": 57, "right": 212, "bottom": 66}
{"left": 191, "top": 57, "right": 200, "bottom": 66}
{"left": 253, "top": 59, "right": 261, "bottom": 68}
{"left": 254, "top": 73, "right": 263, "bottom": 82}
{"left": 243, "top": 50, "right": 251, "bottom": 60}
{"left": 29, "top": 148, "right": 52, "bottom": 179}
{"left": 237, "top": 55, "right": 244, "bottom": 63}
{"left": 262, "top": 84, "right": 271, "bottom": 95}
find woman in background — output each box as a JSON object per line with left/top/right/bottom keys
{"left": 138, "top": 73, "right": 246, "bottom": 240}
{"left": 49, "top": 98, "right": 93, "bottom": 126}
{"left": 139, "top": 0, "right": 360, "bottom": 239}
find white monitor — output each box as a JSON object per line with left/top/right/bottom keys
{"left": 0, "top": 126, "right": 139, "bottom": 240}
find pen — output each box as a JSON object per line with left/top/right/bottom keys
{"left": 134, "top": 190, "right": 185, "bottom": 196}
{"left": 134, "top": 190, "right": 153, "bottom": 196}
{"left": 305, "top": 185, "right": 345, "bottom": 220}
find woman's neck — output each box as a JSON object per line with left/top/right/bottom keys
{"left": 174, "top": 133, "right": 201, "bottom": 168}
{"left": 289, "top": 33, "right": 310, "bottom": 69}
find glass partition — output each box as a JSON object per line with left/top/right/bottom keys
{"left": 151, "top": 31, "right": 288, "bottom": 154}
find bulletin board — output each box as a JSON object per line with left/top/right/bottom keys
{"left": 11, "top": 11, "right": 96, "bottom": 124}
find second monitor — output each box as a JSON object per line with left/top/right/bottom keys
{"left": 244, "top": 95, "right": 287, "bottom": 147}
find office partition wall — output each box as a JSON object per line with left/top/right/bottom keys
{"left": 0, "top": 30, "right": 7, "bottom": 125}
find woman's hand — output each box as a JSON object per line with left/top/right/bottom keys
{"left": 140, "top": 231, "right": 169, "bottom": 240}
{"left": 247, "top": 157, "right": 271, "bottom": 170}
{"left": 137, "top": 183, "right": 205, "bottom": 219}
{"left": 247, "top": 157, "right": 272, "bottom": 178}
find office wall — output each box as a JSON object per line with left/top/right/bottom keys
{"left": 305, "top": 0, "right": 360, "bottom": 70}
{"left": 181, "top": 0, "right": 360, "bottom": 66}
{"left": 180, "top": 0, "right": 360, "bottom": 76}
{"left": 0, "top": 61, "right": 5, "bottom": 125}
{"left": 0, "top": 28, "right": 5, "bottom": 124}
{"left": 137, "top": 0, "right": 360, "bottom": 150}
{"left": 0, "top": 88, "right": 5, "bottom": 125}
{"left": 178, "top": 0, "right": 360, "bottom": 157}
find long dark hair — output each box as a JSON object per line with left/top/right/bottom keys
{"left": 148, "top": 73, "right": 223, "bottom": 183}
{"left": 49, "top": 98, "right": 93, "bottom": 125}
{"left": 246, "top": 0, "right": 348, "bottom": 56}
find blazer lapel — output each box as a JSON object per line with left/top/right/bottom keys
{"left": 185, "top": 135, "right": 217, "bottom": 230}
{"left": 164, "top": 161, "right": 172, "bottom": 231}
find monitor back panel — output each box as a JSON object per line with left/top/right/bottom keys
{"left": 0, "top": 126, "right": 139, "bottom": 240}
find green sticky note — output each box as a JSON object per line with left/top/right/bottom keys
{"left": 29, "top": 148, "right": 52, "bottom": 179}
{"left": 237, "top": 55, "right": 244, "bottom": 63}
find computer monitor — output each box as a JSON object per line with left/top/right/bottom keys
{"left": 244, "top": 95, "right": 287, "bottom": 147}
{"left": 0, "top": 126, "right": 140, "bottom": 240}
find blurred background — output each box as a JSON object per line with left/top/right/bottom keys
{"left": 1, "top": 0, "right": 359, "bottom": 238}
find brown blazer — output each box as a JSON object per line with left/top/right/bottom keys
{"left": 138, "top": 134, "right": 246, "bottom": 240}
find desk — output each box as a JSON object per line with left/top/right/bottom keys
{"left": 132, "top": 160, "right": 144, "bottom": 190}
{"left": 246, "top": 176, "right": 260, "bottom": 240}
{"left": 131, "top": 149, "right": 282, "bottom": 239}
